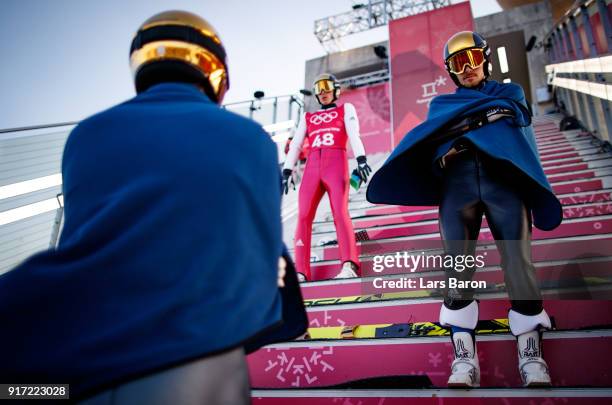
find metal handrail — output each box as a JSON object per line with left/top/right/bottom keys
{"left": 0, "top": 93, "right": 306, "bottom": 134}
{"left": 0, "top": 121, "right": 77, "bottom": 134}
{"left": 222, "top": 93, "right": 303, "bottom": 108}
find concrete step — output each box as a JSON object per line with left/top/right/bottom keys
{"left": 303, "top": 215, "right": 612, "bottom": 264}
{"left": 248, "top": 329, "right": 612, "bottom": 389}
{"left": 540, "top": 146, "right": 609, "bottom": 162}
{"left": 538, "top": 134, "right": 596, "bottom": 147}
{"left": 535, "top": 128, "right": 579, "bottom": 138}
{"left": 305, "top": 297, "right": 612, "bottom": 331}
{"left": 543, "top": 151, "right": 611, "bottom": 168}
{"left": 252, "top": 388, "right": 612, "bottom": 404}
{"left": 308, "top": 264, "right": 612, "bottom": 304}
{"left": 346, "top": 187, "right": 612, "bottom": 218}
{"left": 539, "top": 141, "right": 605, "bottom": 156}
{"left": 544, "top": 157, "right": 612, "bottom": 175}
{"left": 313, "top": 200, "right": 611, "bottom": 234}
{"left": 346, "top": 164, "right": 612, "bottom": 207}
{"left": 536, "top": 137, "right": 597, "bottom": 151}
{"left": 304, "top": 250, "right": 612, "bottom": 293}
{"left": 342, "top": 174, "right": 612, "bottom": 215}
{"left": 537, "top": 133, "right": 587, "bottom": 146}
{"left": 308, "top": 233, "right": 611, "bottom": 276}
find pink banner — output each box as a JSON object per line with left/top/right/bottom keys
{"left": 389, "top": 2, "right": 473, "bottom": 147}
{"left": 340, "top": 82, "right": 392, "bottom": 156}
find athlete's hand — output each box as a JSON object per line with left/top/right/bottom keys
{"left": 356, "top": 156, "right": 372, "bottom": 183}
{"left": 282, "top": 169, "right": 293, "bottom": 195}
{"left": 440, "top": 147, "right": 458, "bottom": 169}
{"left": 278, "top": 257, "right": 287, "bottom": 287}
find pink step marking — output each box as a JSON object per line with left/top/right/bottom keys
{"left": 307, "top": 240, "right": 612, "bottom": 286}
{"left": 541, "top": 152, "right": 580, "bottom": 161}
{"left": 352, "top": 202, "right": 611, "bottom": 230}
{"left": 540, "top": 146, "right": 576, "bottom": 156}
{"left": 559, "top": 190, "right": 612, "bottom": 204}
{"left": 364, "top": 205, "right": 436, "bottom": 216}
{"left": 363, "top": 178, "right": 609, "bottom": 218}
{"left": 248, "top": 334, "right": 612, "bottom": 388}
{"left": 549, "top": 171, "right": 596, "bottom": 183}
{"left": 305, "top": 300, "right": 612, "bottom": 330}
{"left": 543, "top": 157, "right": 584, "bottom": 168}
{"left": 253, "top": 396, "right": 612, "bottom": 404}
{"left": 553, "top": 178, "right": 603, "bottom": 194}
{"left": 545, "top": 163, "right": 589, "bottom": 175}
{"left": 318, "top": 217, "right": 612, "bottom": 262}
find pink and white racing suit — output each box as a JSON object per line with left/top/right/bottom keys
{"left": 284, "top": 103, "right": 366, "bottom": 279}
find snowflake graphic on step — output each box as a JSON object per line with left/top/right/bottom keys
{"left": 263, "top": 310, "right": 343, "bottom": 387}
{"left": 427, "top": 352, "right": 442, "bottom": 367}
{"left": 563, "top": 200, "right": 612, "bottom": 219}
{"left": 263, "top": 346, "right": 336, "bottom": 387}
{"left": 308, "top": 309, "right": 346, "bottom": 328}
{"left": 562, "top": 191, "right": 606, "bottom": 206}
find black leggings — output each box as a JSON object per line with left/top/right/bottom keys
{"left": 438, "top": 148, "right": 543, "bottom": 316}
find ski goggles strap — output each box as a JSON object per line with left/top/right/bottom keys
{"left": 314, "top": 79, "right": 337, "bottom": 95}
{"left": 446, "top": 48, "right": 486, "bottom": 75}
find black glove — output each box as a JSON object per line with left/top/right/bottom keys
{"left": 356, "top": 156, "right": 372, "bottom": 183}
{"left": 282, "top": 169, "right": 293, "bottom": 195}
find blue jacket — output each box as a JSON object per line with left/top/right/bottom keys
{"left": 0, "top": 83, "right": 306, "bottom": 397}
{"left": 367, "top": 80, "right": 562, "bottom": 231}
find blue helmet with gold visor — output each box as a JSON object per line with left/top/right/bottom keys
{"left": 129, "top": 10, "right": 230, "bottom": 104}
{"left": 312, "top": 73, "right": 341, "bottom": 105}
{"left": 443, "top": 31, "right": 491, "bottom": 87}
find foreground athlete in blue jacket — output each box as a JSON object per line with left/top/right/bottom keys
{"left": 0, "top": 11, "right": 307, "bottom": 403}
{"left": 368, "top": 32, "right": 562, "bottom": 388}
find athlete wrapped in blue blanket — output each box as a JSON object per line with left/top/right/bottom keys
{"left": 368, "top": 31, "right": 559, "bottom": 388}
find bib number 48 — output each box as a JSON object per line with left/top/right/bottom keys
{"left": 311, "top": 133, "right": 335, "bottom": 148}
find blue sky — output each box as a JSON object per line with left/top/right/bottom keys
{"left": 0, "top": 0, "right": 501, "bottom": 129}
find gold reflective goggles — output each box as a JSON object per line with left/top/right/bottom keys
{"left": 446, "top": 48, "right": 486, "bottom": 75}
{"left": 313, "top": 79, "right": 336, "bottom": 95}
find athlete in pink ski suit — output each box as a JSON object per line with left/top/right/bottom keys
{"left": 282, "top": 74, "right": 371, "bottom": 281}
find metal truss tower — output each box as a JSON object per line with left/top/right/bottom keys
{"left": 314, "top": 0, "right": 451, "bottom": 53}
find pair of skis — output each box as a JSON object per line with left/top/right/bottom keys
{"left": 304, "top": 318, "right": 517, "bottom": 340}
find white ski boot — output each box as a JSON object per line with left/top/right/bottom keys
{"left": 447, "top": 330, "right": 480, "bottom": 388}
{"left": 508, "top": 309, "right": 552, "bottom": 387}
{"left": 334, "top": 262, "right": 358, "bottom": 279}
{"left": 439, "top": 302, "right": 480, "bottom": 388}
{"left": 517, "top": 330, "right": 551, "bottom": 387}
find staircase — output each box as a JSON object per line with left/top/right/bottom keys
{"left": 249, "top": 114, "right": 612, "bottom": 403}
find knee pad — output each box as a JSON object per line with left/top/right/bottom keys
{"left": 508, "top": 308, "right": 551, "bottom": 336}
{"left": 511, "top": 300, "right": 543, "bottom": 315}
{"left": 440, "top": 300, "right": 478, "bottom": 329}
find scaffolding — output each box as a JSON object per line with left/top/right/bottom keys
{"left": 314, "top": 0, "right": 451, "bottom": 53}
{"left": 338, "top": 68, "right": 390, "bottom": 88}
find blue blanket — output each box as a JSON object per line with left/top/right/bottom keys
{"left": 367, "top": 80, "right": 562, "bottom": 231}
{"left": 0, "top": 83, "right": 307, "bottom": 398}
